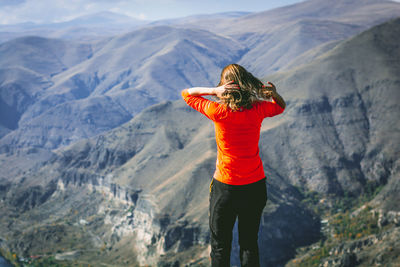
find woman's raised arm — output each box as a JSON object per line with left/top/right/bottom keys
{"left": 187, "top": 81, "right": 239, "bottom": 98}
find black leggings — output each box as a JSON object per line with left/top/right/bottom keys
{"left": 209, "top": 178, "right": 267, "bottom": 267}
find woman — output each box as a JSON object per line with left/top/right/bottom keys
{"left": 181, "top": 64, "right": 285, "bottom": 267}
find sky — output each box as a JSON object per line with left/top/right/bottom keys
{"left": 0, "top": 0, "right": 305, "bottom": 25}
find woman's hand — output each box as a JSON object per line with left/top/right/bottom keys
{"left": 214, "top": 81, "right": 240, "bottom": 98}
{"left": 264, "top": 81, "right": 276, "bottom": 92}
{"left": 263, "top": 81, "right": 286, "bottom": 109}
{"left": 261, "top": 81, "right": 276, "bottom": 98}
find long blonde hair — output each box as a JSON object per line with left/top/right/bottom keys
{"left": 217, "top": 64, "right": 272, "bottom": 111}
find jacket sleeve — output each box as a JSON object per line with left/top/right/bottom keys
{"left": 181, "top": 89, "right": 219, "bottom": 120}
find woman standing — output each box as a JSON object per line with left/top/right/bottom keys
{"left": 181, "top": 64, "right": 285, "bottom": 267}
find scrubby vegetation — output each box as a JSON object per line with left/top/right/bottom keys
{"left": 288, "top": 181, "right": 388, "bottom": 266}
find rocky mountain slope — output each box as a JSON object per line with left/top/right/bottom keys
{"left": 1, "top": 17, "right": 399, "bottom": 266}
{"left": 267, "top": 17, "right": 400, "bottom": 196}
{"left": 265, "top": 17, "right": 400, "bottom": 266}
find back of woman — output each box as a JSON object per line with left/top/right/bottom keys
{"left": 181, "top": 63, "right": 286, "bottom": 267}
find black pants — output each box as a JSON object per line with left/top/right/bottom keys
{"left": 209, "top": 178, "right": 267, "bottom": 267}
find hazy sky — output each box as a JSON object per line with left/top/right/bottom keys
{"left": 0, "top": 0, "right": 305, "bottom": 24}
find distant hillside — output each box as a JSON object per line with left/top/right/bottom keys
{"left": 0, "top": 26, "right": 245, "bottom": 150}
{"left": 0, "top": 36, "right": 92, "bottom": 137}
{"left": 220, "top": 0, "right": 400, "bottom": 34}
{"left": 153, "top": 0, "right": 400, "bottom": 76}
{"left": 239, "top": 19, "right": 364, "bottom": 75}
{"left": 0, "top": 11, "right": 148, "bottom": 43}
{"left": 0, "top": 18, "right": 399, "bottom": 266}
{"left": 149, "top": 11, "right": 251, "bottom": 28}
{"left": 235, "top": 0, "right": 400, "bottom": 76}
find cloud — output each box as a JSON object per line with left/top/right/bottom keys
{"left": 0, "top": 0, "right": 307, "bottom": 25}
{"left": 0, "top": 0, "right": 77, "bottom": 24}
{"left": 0, "top": 0, "right": 149, "bottom": 24}
{"left": 0, "top": 0, "right": 204, "bottom": 24}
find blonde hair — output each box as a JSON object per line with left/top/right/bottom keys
{"left": 217, "top": 64, "right": 273, "bottom": 111}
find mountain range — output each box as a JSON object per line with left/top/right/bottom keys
{"left": 0, "top": 11, "right": 149, "bottom": 43}
{"left": 1, "top": 0, "right": 399, "bottom": 154}
{"left": 0, "top": 0, "right": 399, "bottom": 266}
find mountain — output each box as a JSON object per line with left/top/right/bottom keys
{"left": 239, "top": 19, "right": 365, "bottom": 75}
{"left": 53, "top": 11, "right": 145, "bottom": 28}
{"left": 149, "top": 11, "right": 251, "bottom": 28}
{"left": 0, "top": 36, "right": 93, "bottom": 137}
{"left": 219, "top": 0, "right": 400, "bottom": 35}
{"left": 47, "top": 25, "right": 244, "bottom": 108}
{"left": 1, "top": 18, "right": 399, "bottom": 266}
{"left": 0, "top": 11, "right": 148, "bottom": 43}
{"left": 0, "top": 100, "right": 320, "bottom": 267}
{"left": 0, "top": 26, "right": 245, "bottom": 151}
{"left": 234, "top": 0, "right": 400, "bottom": 76}
{"left": 266, "top": 17, "right": 400, "bottom": 195}
{"left": 266, "top": 17, "right": 400, "bottom": 265}
{"left": 46, "top": 11, "right": 149, "bottom": 41}
{"left": 158, "top": 0, "right": 400, "bottom": 77}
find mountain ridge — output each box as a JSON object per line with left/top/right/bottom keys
{"left": 0, "top": 26, "right": 246, "bottom": 150}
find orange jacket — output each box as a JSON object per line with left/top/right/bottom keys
{"left": 182, "top": 89, "right": 284, "bottom": 185}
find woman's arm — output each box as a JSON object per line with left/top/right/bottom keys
{"left": 187, "top": 81, "right": 239, "bottom": 97}
{"left": 187, "top": 87, "right": 217, "bottom": 96}
{"left": 271, "top": 91, "right": 286, "bottom": 109}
